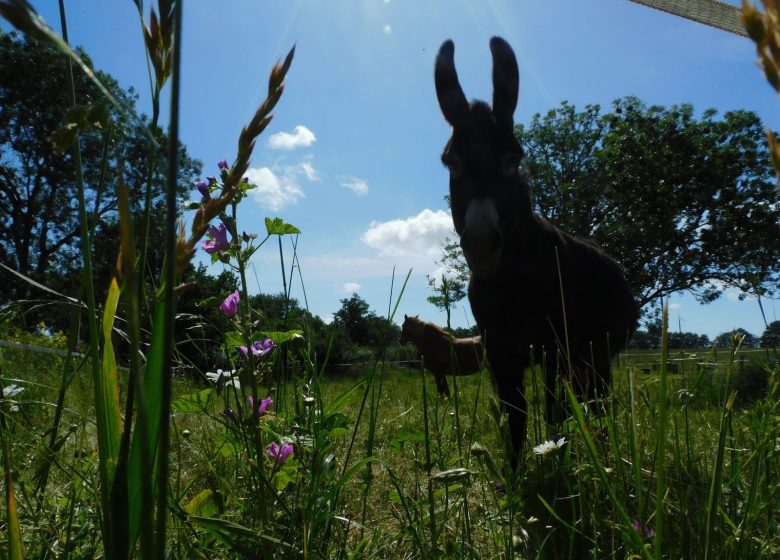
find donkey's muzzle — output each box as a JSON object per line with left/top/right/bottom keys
{"left": 460, "top": 198, "right": 502, "bottom": 277}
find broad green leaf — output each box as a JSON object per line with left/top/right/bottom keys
{"left": 184, "top": 489, "right": 219, "bottom": 518}
{"left": 264, "top": 217, "right": 300, "bottom": 236}
{"left": 272, "top": 459, "right": 300, "bottom": 491}
{"left": 258, "top": 330, "right": 304, "bottom": 345}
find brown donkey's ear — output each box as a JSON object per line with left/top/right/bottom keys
{"left": 490, "top": 36, "right": 519, "bottom": 129}
{"left": 435, "top": 39, "right": 470, "bottom": 128}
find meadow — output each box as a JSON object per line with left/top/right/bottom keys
{"left": 1, "top": 324, "right": 778, "bottom": 559}
{"left": 1, "top": 1, "right": 779, "bottom": 558}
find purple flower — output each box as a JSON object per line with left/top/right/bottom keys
{"left": 195, "top": 180, "right": 210, "bottom": 200}
{"left": 248, "top": 395, "right": 273, "bottom": 416}
{"left": 223, "top": 408, "right": 237, "bottom": 423}
{"left": 266, "top": 441, "right": 294, "bottom": 465}
{"left": 237, "top": 338, "right": 277, "bottom": 360}
{"left": 217, "top": 159, "right": 229, "bottom": 170}
{"left": 219, "top": 290, "right": 240, "bottom": 318}
{"left": 202, "top": 222, "right": 230, "bottom": 254}
{"left": 632, "top": 520, "right": 655, "bottom": 539}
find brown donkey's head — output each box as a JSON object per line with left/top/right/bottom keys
{"left": 435, "top": 37, "right": 532, "bottom": 277}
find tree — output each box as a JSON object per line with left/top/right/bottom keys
{"left": 759, "top": 320, "right": 780, "bottom": 348}
{"left": 0, "top": 32, "right": 201, "bottom": 326}
{"left": 432, "top": 98, "right": 780, "bottom": 315}
{"left": 714, "top": 328, "right": 760, "bottom": 349}
{"left": 520, "top": 98, "right": 780, "bottom": 308}
{"left": 332, "top": 293, "right": 399, "bottom": 351}
{"left": 668, "top": 331, "right": 711, "bottom": 349}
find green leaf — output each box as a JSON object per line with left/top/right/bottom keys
{"left": 184, "top": 489, "right": 220, "bottom": 518}
{"left": 99, "top": 270, "right": 123, "bottom": 484}
{"left": 170, "top": 389, "right": 213, "bottom": 413}
{"left": 49, "top": 102, "right": 110, "bottom": 153}
{"left": 265, "top": 217, "right": 301, "bottom": 236}
{"left": 258, "top": 330, "right": 304, "bottom": 345}
{"left": 390, "top": 430, "right": 426, "bottom": 451}
{"left": 196, "top": 296, "right": 221, "bottom": 308}
{"left": 272, "top": 459, "right": 300, "bottom": 491}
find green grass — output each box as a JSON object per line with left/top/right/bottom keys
{"left": 1, "top": 328, "right": 778, "bottom": 558}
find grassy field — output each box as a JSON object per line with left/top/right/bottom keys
{"left": 1, "top": 327, "right": 778, "bottom": 559}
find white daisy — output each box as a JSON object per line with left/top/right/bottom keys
{"left": 205, "top": 369, "right": 240, "bottom": 389}
{"left": 3, "top": 384, "right": 24, "bottom": 412}
{"left": 533, "top": 437, "right": 567, "bottom": 456}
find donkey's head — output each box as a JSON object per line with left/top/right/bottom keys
{"left": 435, "top": 37, "right": 530, "bottom": 277}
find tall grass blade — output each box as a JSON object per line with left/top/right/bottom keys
{"left": 653, "top": 302, "right": 670, "bottom": 555}
{"left": 99, "top": 259, "right": 124, "bottom": 468}
{"left": 564, "top": 380, "right": 653, "bottom": 560}
{"left": 55, "top": 1, "right": 118, "bottom": 555}
{"left": 115, "top": 174, "right": 150, "bottom": 557}
{"left": 34, "top": 303, "right": 80, "bottom": 502}
{"left": 704, "top": 383, "right": 739, "bottom": 558}
{"left": 154, "top": 3, "right": 183, "bottom": 554}
{"left": 127, "top": 274, "right": 171, "bottom": 549}
{"left": 0, "top": 371, "right": 24, "bottom": 560}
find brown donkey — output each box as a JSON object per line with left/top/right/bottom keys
{"left": 400, "top": 315, "right": 484, "bottom": 397}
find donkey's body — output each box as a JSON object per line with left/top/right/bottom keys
{"left": 400, "top": 315, "right": 484, "bottom": 397}
{"left": 434, "top": 38, "right": 637, "bottom": 461}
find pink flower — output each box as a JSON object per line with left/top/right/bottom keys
{"left": 248, "top": 395, "right": 273, "bottom": 416}
{"left": 219, "top": 290, "right": 240, "bottom": 318}
{"left": 202, "top": 222, "right": 230, "bottom": 254}
{"left": 266, "top": 441, "right": 294, "bottom": 465}
{"left": 195, "top": 180, "right": 210, "bottom": 200}
{"left": 236, "top": 338, "right": 276, "bottom": 360}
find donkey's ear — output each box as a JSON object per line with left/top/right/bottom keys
{"left": 435, "top": 39, "right": 470, "bottom": 128}
{"left": 490, "top": 37, "right": 519, "bottom": 128}
{"left": 404, "top": 314, "right": 408, "bottom": 320}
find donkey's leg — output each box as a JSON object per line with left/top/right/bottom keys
{"left": 488, "top": 343, "right": 529, "bottom": 467}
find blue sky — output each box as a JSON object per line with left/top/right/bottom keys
{"left": 17, "top": 0, "right": 780, "bottom": 339}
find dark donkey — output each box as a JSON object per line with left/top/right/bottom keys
{"left": 434, "top": 37, "right": 638, "bottom": 461}
{"left": 400, "top": 314, "right": 484, "bottom": 397}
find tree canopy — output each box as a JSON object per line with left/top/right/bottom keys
{"left": 0, "top": 32, "right": 201, "bottom": 327}
{"left": 431, "top": 97, "right": 780, "bottom": 316}
{"left": 759, "top": 320, "right": 780, "bottom": 348}
{"left": 520, "top": 97, "right": 779, "bottom": 308}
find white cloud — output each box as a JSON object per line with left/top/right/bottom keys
{"left": 668, "top": 303, "right": 681, "bottom": 310}
{"left": 299, "top": 161, "right": 319, "bottom": 181}
{"left": 245, "top": 167, "right": 304, "bottom": 211}
{"left": 244, "top": 158, "right": 320, "bottom": 211}
{"left": 361, "top": 209, "right": 453, "bottom": 258}
{"left": 267, "top": 125, "right": 316, "bottom": 150}
{"left": 340, "top": 282, "right": 362, "bottom": 294}
{"left": 341, "top": 176, "right": 369, "bottom": 196}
